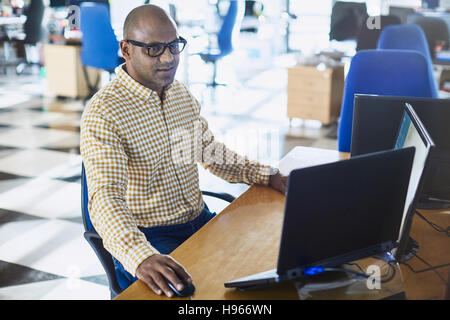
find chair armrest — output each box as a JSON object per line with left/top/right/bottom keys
{"left": 201, "top": 190, "right": 236, "bottom": 203}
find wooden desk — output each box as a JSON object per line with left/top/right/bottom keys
{"left": 115, "top": 147, "right": 449, "bottom": 300}
{"left": 399, "top": 210, "right": 450, "bottom": 300}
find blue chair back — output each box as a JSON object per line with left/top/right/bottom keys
{"left": 81, "top": 162, "right": 122, "bottom": 298}
{"left": 377, "top": 24, "right": 438, "bottom": 96}
{"left": 378, "top": 24, "right": 433, "bottom": 64}
{"left": 337, "top": 50, "right": 437, "bottom": 152}
{"left": 217, "top": 0, "right": 243, "bottom": 57}
{"left": 80, "top": 2, "right": 120, "bottom": 71}
{"left": 81, "top": 163, "right": 94, "bottom": 232}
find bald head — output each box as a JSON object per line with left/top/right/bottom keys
{"left": 123, "top": 4, "right": 176, "bottom": 40}
{"left": 119, "top": 4, "right": 181, "bottom": 96}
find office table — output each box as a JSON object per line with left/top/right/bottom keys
{"left": 115, "top": 146, "right": 449, "bottom": 300}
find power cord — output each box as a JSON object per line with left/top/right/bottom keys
{"left": 400, "top": 253, "right": 449, "bottom": 285}
{"left": 414, "top": 210, "right": 450, "bottom": 237}
{"left": 343, "top": 261, "right": 397, "bottom": 283}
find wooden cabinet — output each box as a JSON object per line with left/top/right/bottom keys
{"left": 43, "top": 44, "right": 101, "bottom": 98}
{"left": 287, "top": 64, "right": 345, "bottom": 125}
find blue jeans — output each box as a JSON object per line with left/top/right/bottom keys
{"left": 113, "top": 207, "right": 216, "bottom": 291}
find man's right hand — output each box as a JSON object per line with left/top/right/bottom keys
{"left": 135, "top": 254, "right": 192, "bottom": 298}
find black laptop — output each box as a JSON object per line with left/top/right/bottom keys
{"left": 224, "top": 147, "right": 415, "bottom": 289}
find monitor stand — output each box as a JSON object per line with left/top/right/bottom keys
{"left": 397, "top": 237, "right": 419, "bottom": 262}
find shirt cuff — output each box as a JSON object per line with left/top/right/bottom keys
{"left": 123, "top": 242, "right": 160, "bottom": 277}
{"left": 254, "top": 164, "right": 271, "bottom": 186}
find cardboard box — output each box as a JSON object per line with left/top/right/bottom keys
{"left": 44, "top": 44, "right": 101, "bottom": 98}
{"left": 287, "top": 64, "right": 345, "bottom": 125}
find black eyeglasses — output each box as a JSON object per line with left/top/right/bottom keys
{"left": 125, "top": 37, "right": 187, "bottom": 58}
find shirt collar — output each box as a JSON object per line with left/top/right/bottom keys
{"left": 115, "top": 64, "right": 173, "bottom": 102}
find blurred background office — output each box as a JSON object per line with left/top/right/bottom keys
{"left": 0, "top": 0, "right": 449, "bottom": 299}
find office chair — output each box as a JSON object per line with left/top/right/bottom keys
{"left": 9, "top": 0, "right": 45, "bottom": 74}
{"left": 198, "top": 0, "right": 244, "bottom": 87}
{"left": 81, "top": 163, "right": 235, "bottom": 299}
{"left": 377, "top": 24, "right": 439, "bottom": 97}
{"left": 80, "top": 2, "right": 122, "bottom": 100}
{"left": 356, "top": 15, "right": 401, "bottom": 51}
{"left": 329, "top": 1, "right": 368, "bottom": 41}
{"left": 337, "top": 50, "right": 437, "bottom": 152}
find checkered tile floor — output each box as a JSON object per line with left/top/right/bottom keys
{"left": 0, "top": 63, "right": 337, "bottom": 299}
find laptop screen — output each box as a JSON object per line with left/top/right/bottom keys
{"left": 393, "top": 103, "right": 433, "bottom": 243}
{"left": 393, "top": 104, "right": 434, "bottom": 261}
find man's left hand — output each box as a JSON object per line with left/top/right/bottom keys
{"left": 269, "top": 171, "right": 288, "bottom": 195}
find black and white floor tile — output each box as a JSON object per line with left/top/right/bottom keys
{"left": 0, "top": 61, "right": 337, "bottom": 299}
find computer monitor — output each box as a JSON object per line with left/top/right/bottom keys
{"left": 389, "top": 6, "right": 416, "bottom": 24}
{"left": 50, "top": 0, "right": 67, "bottom": 7}
{"left": 392, "top": 103, "right": 434, "bottom": 261}
{"left": 351, "top": 94, "right": 450, "bottom": 210}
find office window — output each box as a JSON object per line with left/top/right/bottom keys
{"left": 287, "top": 0, "right": 332, "bottom": 53}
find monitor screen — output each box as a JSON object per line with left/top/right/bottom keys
{"left": 351, "top": 94, "right": 450, "bottom": 209}
{"left": 50, "top": 0, "right": 67, "bottom": 7}
{"left": 393, "top": 103, "right": 433, "bottom": 256}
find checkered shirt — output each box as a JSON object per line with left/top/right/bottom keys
{"left": 80, "top": 65, "right": 271, "bottom": 276}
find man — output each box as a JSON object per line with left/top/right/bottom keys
{"left": 80, "top": 4, "right": 287, "bottom": 298}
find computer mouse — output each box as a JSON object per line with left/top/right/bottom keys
{"left": 167, "top": 280, "right": 195, "bottom": 297}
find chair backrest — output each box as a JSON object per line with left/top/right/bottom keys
{"left": 23, "top": 0, "right": 44, "bottom": 44}
{"left": 217, "top": 0, "right": 244, "bottom": 57}
{"left": 377, "top": 23, "right": 439, "bottom": 96}
{"left": 81, "top": 163, "right": 94, "bottom": 232}
{"left": 330, "top": 1, "right": 368, "bottom": 41}
{"left": 412, "top": 16, "right": 450, "bottom": 58}
{"left": 377, "top": 23, "right": 433, "bottom": 64}
{"left": 80, "top": 2, "right": 120, "bottom": 71}
{"left": 356, "top": 15, "right": 401, "bottom": 51}
{"left": 337, "top": 50, "right": 437, "bottom": 152}
{"left": 81, "top": 163, "right": 122, "bottom": 298}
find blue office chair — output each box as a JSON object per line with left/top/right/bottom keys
{"left": 81, "top": 163, "right": 235, "bottom": 299}
{"left": 337, "top": 50, "right": 437, "bottom": 152}
{"left": 199, "top": 0, "right": 244, "bottom": 87}
{"left": 80, "top": 2, "right": 122, "bottom": 99}
{"left": 377, "top": 24, "right": 439, "bottom": 96}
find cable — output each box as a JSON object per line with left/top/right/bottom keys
{"left": 400, "top": 253, "right": 449, "bottom": 285}
{"left": 380, "top": 262, "right": 397, "bottom": 283}
{"left": 343, "top": 262, "right": 366, "bottom": 274}
{"left": 414, "top": 210, "right": 450, "bottom": 237}
{"left": 401, "top": 261, "right": 450, "bottom": 273}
